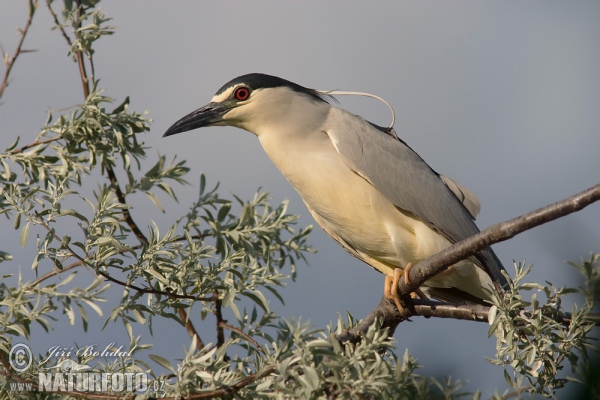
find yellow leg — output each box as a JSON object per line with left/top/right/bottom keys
{"left": 404, "top": 263, "right": 429, "bottom": 300}
{"left": 385, "top": 264, "right": 429, "bottom": 312}
{"left": 384, "top": 268, "right": 405, "bottom": 313}
{"left": 403, "top": 262, "right": 414, "bottom": 285}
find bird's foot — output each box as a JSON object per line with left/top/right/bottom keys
{"left": 403, "top": 262, "right": 414, "bottom": 285}
{"left": 403, "top": 262, "right": 429, "bottom": 300}
{"left": 384, "top": 264, "right": 429, "bottom": 314}
{"left": 384, "top": 268, "right": 407, "bottom": 314}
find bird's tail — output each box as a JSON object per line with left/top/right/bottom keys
{"left": 477, "top": 247, "right": 509, "bottom": 295}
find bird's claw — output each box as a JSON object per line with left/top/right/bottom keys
{"left": 384, "top": 268, "right": 407, "bottom": 314}
{"left": 404, "top": 263, "right": 429, "bottom": 300}
{"left": 404, "top": 262, "right": 413, "bottom": 285}
{"left": 385, "top": 264, "right": 429, "bottom": 314}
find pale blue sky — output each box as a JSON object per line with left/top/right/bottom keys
{"left": 1, "top": 1, "right": 599, "bottom": 396}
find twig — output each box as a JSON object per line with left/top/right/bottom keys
{"left": 29, "top": 245, "right": 138, "bottom": 287}
{"left": 219, "top": 321, "right": 265, "bottom": 355}
{"left": 30, "top": 259, "right": 84, "bottom": 286}
{"left": 105, "top": 165, "right": 149, "bottom": 246}
{"left": 338, "top": 295, "right": 600, "bottom": 346}
{"left": 46, "top": 0, "right": 73, "bottom": 46}
{"left": 502, "top": 385, "right": 534, "bottom": 399}
{"left": 171, "top": 233, "right": 205, "bottom": 242}
{"left": 214, "top": 290, "right": 225, "bottom": 348}
{"left": 178, "top": 308, "right": 206, "bottom": 350}
{"left": 0, "top": 0, "right": 38, "bottom": 100}
{"left": 409, "top": 299, "right": 599, "bottom": 325}
{"left": 399, "top": 184, "right": 600, "bottom": 296}
{"left": 48, "top": 0, "right": 147, "bottom": 248}
{"left": 94, "top": 266, "right": 215, "bottom": 302}
{"left": 67, "top": 0, "right": 149, "bottom": 248}
{"left": 410, "top": 299, "right": 492, "bottom": 322}
{"left": 32, "top": 212, "right": 216, "bottom": 302}
{"left": 178, "top": 366, "right": 275, "bottom": 399}
{"left": 9, "top": 136, "right": 61, "bottom": 154}
{"left": 74, "top": 0, "right": 90, "bottom": 98}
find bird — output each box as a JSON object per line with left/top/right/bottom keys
{"left": 163, "top": 73, "right": 507, "bottom": 310}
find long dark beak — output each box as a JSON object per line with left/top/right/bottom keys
{"left": 163, "top": 102, "right": 229, "bottom": 137}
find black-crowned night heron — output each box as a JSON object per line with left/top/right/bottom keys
{"left": 164, "top": 73, "right": 507, "bottom": 311}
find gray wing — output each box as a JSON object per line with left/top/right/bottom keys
{"left": 325, "top": 110, "right": 507, "bottom": 288}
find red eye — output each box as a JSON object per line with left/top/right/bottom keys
{"left": 234, "top": 87, "right": 250, "bottom": 101}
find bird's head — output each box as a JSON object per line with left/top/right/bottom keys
{"left": 163, "top": 73, "right": 331, "bottom": 138}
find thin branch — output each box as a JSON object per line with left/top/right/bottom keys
{"left": 33, "top": 212, "right": 216, "bottom": 302}
{"left": 30, "top": 245, "right": 138, "bottom": 287}
{"left": 0, "top": 0, "right": 38, "bottom": 100}
{"left": 409, "top": 299, "right": 600, "bottom": 325}
{"left": 56, "top": 0, "right": 148, "bottom": 249}
{"left": 105, "top": 165, "right": 149, "bottom": 246}
{"left": 46, "top": 0, "right": 73, "bottom": 46}
{"left": 9, "top": 136, "right": 61, "bottom": 154}
{"left": 214, "top": 290, "right": 225, "bottom": 348}
{"left": 410, "top": 299, "right": 492, "bottom": 322}
{"left": 399, "top": 183, "right": 600, "bottom": 296}
{"left": 219, "top": 321, "right": 265, "bottom": 355}
{"left": 48, "top": 0, "right": 150, "bottom": 259}
{"left": 60, "top": 0, "right": 149, "bottom": 248}
{"left": 178, "top": 308, "right": 206, "bottom": 350}
{"left": 74, "top": 50, "right": 89, "bottom": 97}
{"left": 29, "top": 245, "right": 138, "bottom": 287}
{"left": 74, "top": 0, "right": 90, "bottom": 98}
{"left": 119, "top": 233, "right": 204, "bottom": 253}
{"left": 338, "top": 295, "right": 600, "bottom": 346}
{"left": 171, "top": 233, "right": 205, "bottom": 242}
{"left": 178, "top": 366, "right": 275, "bottom": 400}
{"left": 94, "top": 266, "right": 215, "bottom": 302}
{"left": 49, "top": 0, "right": 147, "bottom": 249}
{"left": 30, "top": 259, "right": 84, "bottom": 286}
{"left": 502, "top": 385, "right": 534, "bottom": 400}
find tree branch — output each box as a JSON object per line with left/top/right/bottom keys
{"left": 214, "top": 290, "right": 225, "bottom": 349}
{"left": 338, "top": 296, "right": 600, "bottom": 346}
{"left": 46, "top": 0, "right": 73, "bottom": 47}
{"left": 30, "top": 259, "right": 84, "bottom": 286}
{"left": 94, "top": 265, "right": 217, "bottom": 302}
{"left": 181, "top": 366, "right": 275, "bottom": 399}
{"left": 219, "top": 321, "right": 265, "bottom": 355}
{"left": 502, "top": 386, "right": 534, "bottom": 400}
{"left": 338, "top": 183, "right": 600, "bottom": 344}
{"left": 60, "top": 0, "right": 148, "bottom": 248}
{"left": 0, "top": 0, "right": 38, "bottom": 100}
{"left": 178, "top": 308, "right": 206, "bottom": 350}
{"left": 33, "top": 212, "right": 216, "bottom": 302}
{"left": 74, "top": 0, "right": 90, "bottom": 98}
{"left": 9, "top": 136, "right": 61, "bottom": 154}
{"left": 46, "top": 0, "right": 92, "bottom": 101}
{"left": 105, "top": 165, "right": 149, "bottom": 246}
{"left": 399, "top": 183, "right": 600, "bottom": 296}
{"left": 47, "top": 0, "right": 148, "bottom": 248}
